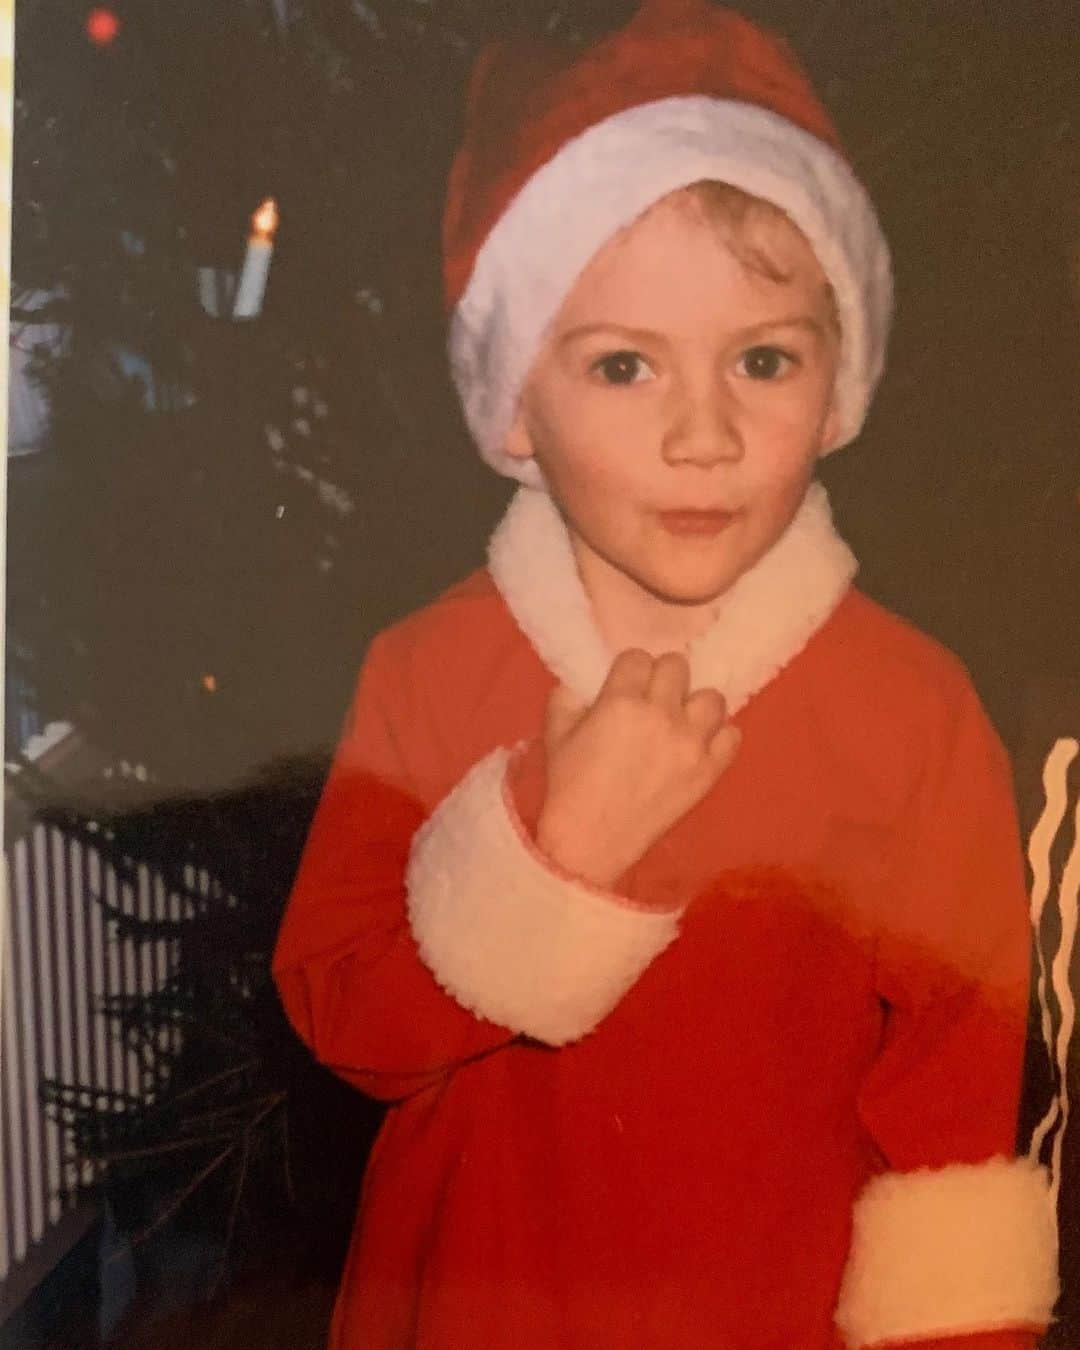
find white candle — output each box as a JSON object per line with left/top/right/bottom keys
{"left": 233, "top": 198, "right": 278, "bottom": 319}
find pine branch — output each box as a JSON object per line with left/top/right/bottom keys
{"left": 98, "top": 1132, "right": 239, "bottom": 1164}
{"left": 118, "top": 1144, "right": 240, "bottom": 1255}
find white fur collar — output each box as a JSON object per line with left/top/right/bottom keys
{"left": 487, "top": 481, "right": 857, "bottom": 714}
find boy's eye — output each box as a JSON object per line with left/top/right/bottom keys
{"left": 736, "top": 346, "right": 795, "bottom": 380}
{"left": 591, "top": 351, "right": 654, "bottom": 386}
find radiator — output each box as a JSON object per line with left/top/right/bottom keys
{"left": 0, "top": 822, "right": 195, "bottom": 1306}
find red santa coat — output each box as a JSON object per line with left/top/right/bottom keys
{"left": 273, "top": 484, "right": 1057, "bottom": 1350}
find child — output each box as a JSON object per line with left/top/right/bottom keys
{"left": 272, "top": 2, "right": 1059, "bottom": 1346}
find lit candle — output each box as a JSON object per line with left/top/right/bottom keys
{"left": 233, "top": 198, "right": 279, "bottom": 319}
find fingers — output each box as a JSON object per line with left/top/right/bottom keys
{"left": 604, "top": 649, "right": 692, "bottom": 709}
{"left": 603, "top": 650, "right": 726, "bottom": 729}
{"left": 646, "top": 652, "right": 691, "bottom": 710}
{"left": 683, "top": 686, "right": 727, "bottom": 736}
{"left": 600, "top": 648, "right": 654, "bottom": 698}
{"left": 706, "top": 721, "right": 741, "bottom": 771}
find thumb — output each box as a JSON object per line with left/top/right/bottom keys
{"left": 544, "top": 681, "right": 588, "bottom": 746}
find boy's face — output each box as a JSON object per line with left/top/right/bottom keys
{"left": 505, "top": 190, "right": 842, "bottom": 615}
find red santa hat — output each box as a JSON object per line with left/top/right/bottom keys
{"left": 442, "top": 0, "right": 893, "bottom": 488}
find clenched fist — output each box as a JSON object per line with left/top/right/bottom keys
{"left": 534, "top": 649, "right": 740, "bottom": 888}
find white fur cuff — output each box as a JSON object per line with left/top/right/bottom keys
{"left": 834, "top": 1156, "right": 1058, "bottom": 1348}
{"left": 405, "top": 746, "right": 682, "bottom": 1046}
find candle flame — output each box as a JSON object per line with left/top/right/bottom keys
{"left": 251, "top": 198, "right": 279, "bottom": 242}
{"left": 202, "top": 674, "right": 218, "bottom": 693}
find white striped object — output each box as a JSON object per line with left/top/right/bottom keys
{"left": 0, "top": 825, "right": 195, "bottom": 1284}
{"left": 1027, "top": 737, "right": 1080, "bottom": 1213}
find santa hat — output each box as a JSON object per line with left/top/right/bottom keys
{"left": 442, "top": 0, "right": 893, "bottom": 489}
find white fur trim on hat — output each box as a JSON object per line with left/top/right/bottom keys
{"left": 450, "top": 96, "right": 893, "bottom": 487}
{"left": 405, "top": 745, "right": 682, "bottom": 1046}
{"left": 834, "top": 1156, "right": 1059, "bottom": 1348}
{"left": 487, "top": 479, "right": 856, "bottom": 710}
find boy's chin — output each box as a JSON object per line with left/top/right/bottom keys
{"left": 637, "top": 566, "right": 743, "bottom": 608}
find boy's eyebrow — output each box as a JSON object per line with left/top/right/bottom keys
{"left": 557, "top": 322, "right": 668, "bottom": 348}
{"left": 736, "top": 315, "right": 828, "bottom": 339}
{"left": 557, "top": 315, "right": 829, "bottom": 347}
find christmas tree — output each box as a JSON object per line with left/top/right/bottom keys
{"left": 9, "top": 0, "right": 526, "bottom": 796}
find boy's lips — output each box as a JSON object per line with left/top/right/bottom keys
{"left": 656, "top": 508, "right": 741, "bottom": 536}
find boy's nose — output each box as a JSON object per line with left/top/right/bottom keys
{"left": 660, "top": 378, "right": 745, "bottom": 467}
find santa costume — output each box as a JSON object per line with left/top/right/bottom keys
{"left": 272, "top": 2, "right": 1059, "bottom": 1346}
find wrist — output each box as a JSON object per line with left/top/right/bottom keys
{"left": 535, "top": 807, "right": 623, "bottom": 888}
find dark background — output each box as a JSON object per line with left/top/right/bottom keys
{"left": 4, "top": 1, "right": 1079, "bottom": 1345}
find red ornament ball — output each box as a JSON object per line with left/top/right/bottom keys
{"left": 86, "top": 8, "right": 121, "bottom": 45}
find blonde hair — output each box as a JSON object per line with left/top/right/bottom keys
{"left": 670, "top": 180, "right": 839, "bottom": 331}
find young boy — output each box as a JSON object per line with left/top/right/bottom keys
{"left": 273, "top": 2, "right": 1059, "bottom": 1346}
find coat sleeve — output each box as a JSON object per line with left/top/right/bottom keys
{"left": 271, "top": 632, "right": 515, "bottom": 1101}
{"left": 272, "top": 630, "right": 685, "bottom": 1100}
{"left": 833, "top": 673, "right": 1058, "bottom": 1350}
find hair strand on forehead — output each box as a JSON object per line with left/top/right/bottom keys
{"left": 667, "top": 180, "right": 839, "bottom": 332}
